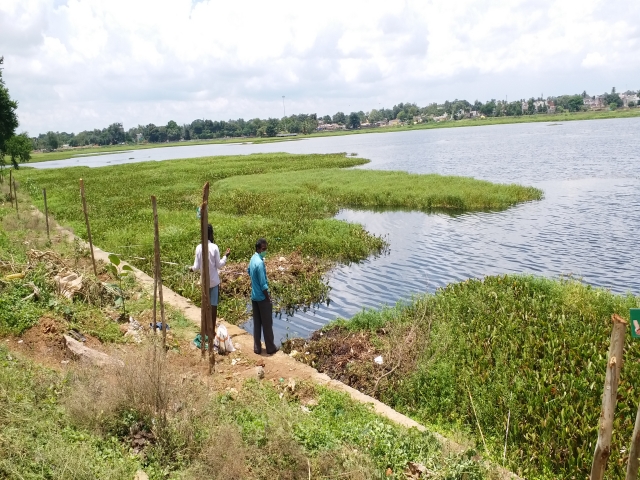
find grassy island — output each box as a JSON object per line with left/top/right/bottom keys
{"left": 17, "top": 153, "right": 541, "bottom": 323}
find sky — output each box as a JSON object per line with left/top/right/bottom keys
{"left": 1, "top": 0, "right": 639, "bottom": 135}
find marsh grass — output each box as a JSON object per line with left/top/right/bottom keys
{"left": 17, "top": 153, "right": 540, "bottom": 320}
{"left": 296, "top": 275, "right": 640, "bottom": 479}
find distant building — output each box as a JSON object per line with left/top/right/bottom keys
{"left": 620, "top": 93, "right": 639, "bottom": 107}
{"left": 316, "top": 123, "right": 345, "bottom": 131}
{"left": 432, "top": 113, "right": 449, "bottom": 122}
{"left": 584, "top": 95, "right": 606, "bottom": 109}
{"left": 388, "top": 119, "right": 401, "bottom": 126}
{"left": 413, "top": 116, "right": 423, "bottom": 123}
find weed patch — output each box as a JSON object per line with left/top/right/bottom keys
{"left": 288, "top": 275, "right": 640, "bottom": 479}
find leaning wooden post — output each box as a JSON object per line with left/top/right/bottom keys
{"left": 199, "top": 182, "right": 213, "bottom": 372}
{"left": 8, "top": 169, "right": 13, "bottom": 206}
{"left": 626, "top": 400, "right": 640, "bottom": 479}
{"left": 591, "top": 313, "right": 628, "bottom": 480}
{"left": 79, "top": 179, "right": 98, "bottom": 277}
{"left": 13, "top": 179, "right": 18, "bottom": 218}
{"left": 151, "top": 196, "right": 166, "bottom": 347}
{"left": 43, "top": 188, "right": 50, "bottom": 241}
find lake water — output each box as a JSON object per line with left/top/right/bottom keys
{"left": 33, "top": 118, "right": 640, "bottom": 343}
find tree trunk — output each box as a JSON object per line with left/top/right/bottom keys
{"left": 626, "top": 400, "right": 640, "bottom": 479}
{"left": 591, "top": 314, "right": 628, "bottom": 479}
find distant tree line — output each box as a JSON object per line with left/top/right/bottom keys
{"left": 30, "top": 87, "right": 640, "bottom": 151}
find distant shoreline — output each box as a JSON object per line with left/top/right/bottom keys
{"left": 28, "top": 108, "right": 640, "bottom": 164}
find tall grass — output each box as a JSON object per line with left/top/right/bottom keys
{"left": 307, "top": 275, "right": 640, "bottom": 479}
{"left": 17, "top": 153, "right": 540, "bottom": 316}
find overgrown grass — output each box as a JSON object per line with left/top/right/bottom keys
{"left": 0, "top": 191, "right": 154, "bottom": 342}
{"left": 298, "top": 275, "right": 640, "bottom": 479}
{"left": 65, "top": 341, "right": 489, "bottom": 479}
{"left": 17, "top": 153, "right": 540, "bottom": 322}
{"left": 0, "top": 345, "right": 141, "bottom": 479}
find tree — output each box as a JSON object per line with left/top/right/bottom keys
{"left": 603, "top": 88, "right": 623, "bottom": 108}
{"left": 0, "top": 56, "right": 19, "bottom": 161}
{"left": 46, "top": 131, "right": 59, "bottom": 150}
{"left": 265, "top": 118, "right": 279, "bottom": 137}
{"left": 165, "top": 120, "right": 181, "bottom": 141}
{"left": 5, "top": 132, "right": 32, "bottom": 168}
{"left": 347, "top": 112, "right": 361, "bottom": 129}
{"left": 332, "top": 112, "right": 346, "bottom": 124}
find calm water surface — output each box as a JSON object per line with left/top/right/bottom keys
{"left": 33, "top": 119, "right": 640, "bottom": 343}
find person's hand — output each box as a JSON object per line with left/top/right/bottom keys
{"left": 225, "top": 248, "right": 230, "bottom": 257}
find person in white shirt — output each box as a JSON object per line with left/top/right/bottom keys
{"left": 189, "top": 224, "right": 230, "bottom": 329}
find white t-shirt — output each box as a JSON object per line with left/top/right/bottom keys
{"left": 191, "top": 241, "right": 227, "bottom": 288}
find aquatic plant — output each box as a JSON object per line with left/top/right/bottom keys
{"left": 289, "top": 275, "right": 640, "bottom": 479}
{"left": 18, "top": 153, "right": 540, "bottom": 321}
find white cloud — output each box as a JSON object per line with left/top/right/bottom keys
{"left": 582, "top": 52, "right": 606, "bottom": 68}
{"left": 1, "top": 0, "right": 639, "bottom": 134}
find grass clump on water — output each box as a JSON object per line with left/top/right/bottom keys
{"left": 18, "top": 153, "right": 541, "bottom": 322}
{"left": 286, "top": 275, "right": 640, "bottom": 479}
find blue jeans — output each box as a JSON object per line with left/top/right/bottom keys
{"left": 209, "top": 285, "right": 219, "bottom": 306}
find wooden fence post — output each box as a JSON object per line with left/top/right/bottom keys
{"left": 79, "top": 179, "right": 98, "bottom": 277}
{"left": 199, "top": 182, "right": 214, "bottom": 372}
{"left": 43, "top": 188, "right": 50, "bottom": 241}
{"left": 591, "top": 314, "right": 628, "bottom": 480}
{"left": 8, "top": 169, "right": 13, "bottom": 206}
{"left": 151, "top": 196, "right": 166, "bottom": 347}
{"left": 13, "top": 179, "right": 18, "bottom": 218}
{"left": 626, "top": 400, "right": 640, "bottom": 479}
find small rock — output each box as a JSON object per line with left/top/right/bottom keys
{"left": 231, "top": 358, "right": 238, "bottom": 366}
{"left": 256, "top": 366, "right": 265, "bottom": 379}
{"left": 17, "top": 339, "right": 23, "bottom": 344}
{"left": 61, "top": 360, "right": 70, "bottom": 365}
{"left": 300, "top": 405, "right": 311, "bottom": 414}
{"left": 278, "top": 256, "right": 286, "bottom": 262}
{"left": 286, "top": 378, "right": 296, "bottom": 393}
{"left": 134, "top": 470, "right": 149, "bottom": 480}
{"left": 374, "top": 355, "right": 384, "bottom": 365}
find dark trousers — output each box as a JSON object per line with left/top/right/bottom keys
{"left": 252, "top": 300, "right": 277, "bottom": 354}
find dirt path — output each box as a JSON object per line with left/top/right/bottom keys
{"left": 35, "top": 207, "right": 520, "bottom": 479}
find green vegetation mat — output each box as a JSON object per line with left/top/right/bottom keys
{"left": 293, "top": 275, "right": 640, "bottom": 479}
{"left": 17, "top": 153, "right": 541, "bottom": 320}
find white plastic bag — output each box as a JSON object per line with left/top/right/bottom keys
{"left": 214, "top": 324, "right": 235, "bottom": 354}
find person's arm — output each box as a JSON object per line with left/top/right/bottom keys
{"left": 260, "top": 262, "right": 270, "bottom": 302}
{"left": 190, "top": 245, "right": 201, "bottom": 272}
{"left": 215, "top": 246, "right": 229, "bottom": 269}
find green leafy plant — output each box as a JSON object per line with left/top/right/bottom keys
{"left": 105, "top": 253, "right": 133, "bottom": 319}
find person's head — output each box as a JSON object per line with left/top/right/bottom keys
{"left": 207, "top": 224, "right": 214, "bottom": 244}
{"left": 255, "top": 238, "right": 267, "bottom": 257}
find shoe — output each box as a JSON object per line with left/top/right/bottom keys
{"left": 266, "top": 348, "right": 279, "bottom": 355}
{"left": 254, "top": 349, "right": 262, "bottom": 355}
